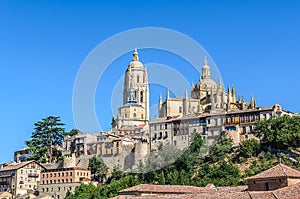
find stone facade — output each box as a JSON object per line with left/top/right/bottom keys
{"left": 38, "top": 167, "right": 91, "bottom": 199}
{"left": 0, "top": 161, "right": 44, "bottom": 196}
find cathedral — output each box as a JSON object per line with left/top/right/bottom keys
{"left": 159, "top": 55, "right": 257, "bottom": 118}
{"left": 113, "top": 49, "right": 257, "bottom": 127}
{"left": 63, "top": 49, "right": 291, "bottom": 171}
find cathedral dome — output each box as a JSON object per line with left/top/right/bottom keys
{"left": 200, "top": 78, "right": 217, "bottom": 88}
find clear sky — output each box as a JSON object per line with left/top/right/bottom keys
{"left": 1, "top": 0, "right": 300, "bottom": 163}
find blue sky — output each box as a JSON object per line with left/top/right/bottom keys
{"left": 1, "top": 0, "right": 300, "bottom": 163}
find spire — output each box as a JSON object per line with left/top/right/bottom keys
{"left": 159, "top": 93, "right": 162, "bottom": 104}
{"left": 232, "top": 86, "right": 236, "bottom": 103}
{"left": 201, "top": 55, "right": 210, "bottom": 79}
{"left": 227, "top": 85, "right": 231, "bottom": 94}
{"left": 204, "top": 55, "right": 208, "bottom": 65}
{"left": 133, "top": 48, "right": 139, "bottom": 61}
{"left": 185, "top": 88, "right": 189, "bottom": 99}
{"left": 191, "top": 82, "right": 195, "bottom": 90}
{"left": 251, "top": 95, "right": 256, "bottom": 109}
{"left": 166, "top": 89, "right": 170, "bottom": 100}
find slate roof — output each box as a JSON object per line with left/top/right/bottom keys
{"left": 247, "top": 164, "right": 300, "bottom": 180}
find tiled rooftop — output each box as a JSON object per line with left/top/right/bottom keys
{"left": 247, "top": 164, "right": 300, "bottom": 180}
{"left": 0, "top": 160, "right": 37, "bottom": 171}
{"left": 118, "top": 184, "right": 213, "bottom": 194}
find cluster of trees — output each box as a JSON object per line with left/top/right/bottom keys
{"left": 253, "top": 115, "right": 300, "bottom": 150}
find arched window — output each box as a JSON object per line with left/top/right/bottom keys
{"left": 140, "top": 91, "right": 143, "bottom": 102}
{"left": 137, "top": 75, "right": 139, "bottom": 83}
{"left": 133, "top": 113, "right": 137, "bottom": 118}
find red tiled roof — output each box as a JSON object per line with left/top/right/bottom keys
{"left": 0, "top": 160, "right": 44, "bottom": 171}
{"left": 118, "top": 184, "right": 213, "bottom": 194}
{"left": 247, "top": 164, "right": 300, "bottom": 180}
{"left": 274, "top": 182, "right": 300, "bottom": 199}
{"left": 112, "top": 192, "right": 277, "bottom": 199}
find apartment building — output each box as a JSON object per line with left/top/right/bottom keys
{"left": 38, "top": 167, "right": 91, "bottom": 199}
{"left": 0, "top": 160, "right": 45, "bottom": 196}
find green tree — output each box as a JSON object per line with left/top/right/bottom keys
{"left": 253, "top": 115, "right": 300, "bottom": 149}
{"left": 99, "top": 175, "right": 140, "bottom": 198}
{"left": 158, "top": 171, "right": 165, "bottom": 185}
{"left": 208, "top": 135, "right": 233, "bottom": 162}
{"left": 88, "top": 157, "right": 108, "bottom": 183}
{"left": 107, "top": 166, "right": 123, "bottom": 183}
{"left": 65, "top": 183, "right": 100, "bottom": 199}
{"left": 64, "top": 129, "right": 79, "bottom": 136}
{"left": 25, "top": 116, "right": 65, "bottom": 163}
{"left": 240, "top": 139, "right": 260, "bottom": 158}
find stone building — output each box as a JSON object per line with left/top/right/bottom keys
{"left": 14, "top": 148, "right": 32, "bottom": 163}
{"left": 0, "top": 160, "right": 45, "bottom": 196}
{"left": 247, "top": 164, "right": 300, "bottom": 191}
{"left": 158, "top": 56, "right": 257, "bottom": 118}
{"left": 38, "top": 167, "right": 91, "bottom": 199}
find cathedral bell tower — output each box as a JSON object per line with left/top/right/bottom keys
{"left": 115, "top": 49, "right": 149, "bottom": 128}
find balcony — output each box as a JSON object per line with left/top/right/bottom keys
{"left": 28, "top": 173, "right": 39, "bottom": 178}
{"left": 0, "top": 181, "right": 9, "bottom": 185}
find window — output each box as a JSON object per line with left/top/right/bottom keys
{"left": 165, "top": 124, "right": 167, "bottom": 129}
{"left": 137, "top": 75, "right": 139, "bottom": 83}
{"left": 140, "top": 91, "right": 143, "bottom": 102}
{"left": 179, "top": 106, "right": 182, "bottom": 113}
{"left": 207, "top": 119, "right": 210, "bottom": 125}
{"left": 133, "top": 113, "right": 137, "bottom": 118}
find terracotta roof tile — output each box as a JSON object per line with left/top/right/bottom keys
{"left": 118, "top": 184, "right": 213, "bottom": 194}
{"left": 112, "top": 191, "right": 280, "bottom": 199}
{"left": 274, "top": 182, "right": 300, "bottom": 199}
{"left": 247, "top": 164, "right": 300, "bottom": 180}
{"left": 0, "top": 160, "right": 39, "bottom": 171}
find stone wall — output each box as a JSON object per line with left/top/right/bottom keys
{"left": 248, "top": 178, "right": 288, "bottom": 191}
{"left": 38, "top": 182, "right": 81, "bottom": 199}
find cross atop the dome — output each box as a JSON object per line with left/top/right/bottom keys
{"left": 133, "top": 48, "right": 139, "bottom": 61}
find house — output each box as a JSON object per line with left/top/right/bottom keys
{"left": 0, "top": 160, "right": 45, "bottom": 196}
{"left": 247, "top": 164, "right": 300, "bottom": 191}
